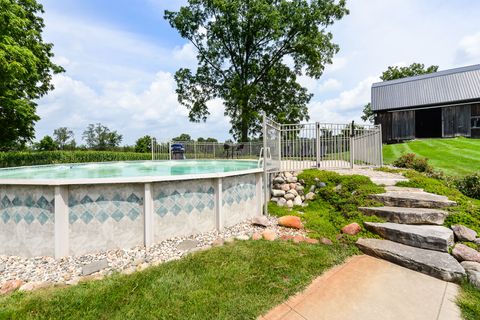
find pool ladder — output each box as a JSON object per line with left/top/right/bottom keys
{"left": 258, "top": 147, "right": 272, "bottom": 168}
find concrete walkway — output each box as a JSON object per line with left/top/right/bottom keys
{"left": 260, "top": 255, "right": 461, "bottom": 320}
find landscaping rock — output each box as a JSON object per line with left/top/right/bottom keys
{"left": 451, "top": 225, "right": 477, "bottom": 242}
{"left": 284, "top": 172, "right": 293, "bottom": 178}
{"left": 316, "top": 181, "right": 327, "bottom": 188}
{"left": 287, "top": 189, "right": 299, "bottom": 197}
{"left": 451, "top": 244, "right": 480, "bottom": 263}
{"left": 334, "top": 184, "right": 342, "bottom": 192}
{"left": 235, "top": 234, "right": 250, "bottom": 241}
{"left": 305, "top": 192, "right": 315, "bottom": 201}
{"left": 293, "top": 235, "right": 305, "bottom": 243}
{"left": 320, "top": 237, "right": 333, "bottom": 245}
{"left": 280, "top": 235, "right": 295, "bottom": 241}
{"left": 0, "top": 280, "right": 24, "bottom": 295}
{"left": 358, "top": 206, "right": 448, "bottom": 225}
{"left": 356, "top": 238, "right": 466, "bottom": 282}
{"left": 262, "top": 229, "right": 277, "bottom": 241}
{"left": 252, "top": 216, "right": 270, "bottom": 228}
{"left": 272, "top": 189, "right": 286, "bottom": 197}
{"left": 281, "top": 184, "right": 290, "bottom": 192}
{"left": 309, "top": 185, "right": 315, "bottom": 193}
{"left": 224, "top": 237, "right": 235, "bottom": 243}
{"left": 273, "top": 177, "right": 285, "bottom": 184}
{"left": 286, "top": 200, "right": 294, "bottom": 208}
{"left": 461, "top": 261, "right": 480, "bottom": 289}
{"left": 284, "top": 193, "right": 295, "bottom": 201}
{"left": 341, "top": 223, "right": 361, "bottom": 235}
{"left": 277, "top": 198, "right": 287, "bottom": 207}
{"left": 270, "top": 197, "right": 279, "bottom": 203}
{"left": 293, "top": 196, "right": 303, "bottom": 206}
{"left": 286, "top": 176, "right": 298, "bottom": 183}
{"left": 278, "top": 216, "right": 304, "bottom": 229}
{"left": 212, "top": 238, "right": 224, "bottom": 246}
{"left": 252, "top": 232, "right": 262, "bottom": 240}
{"left": 305, "top": 238, "right": 319, "bottom": 244}
{"left": 475, "top": 238, "right": 480, "bottom": 245}
{"left": 79, "top": 274, "right": 104, "bottom": 283}
{"left": 0, "top": 263, "right": 5, "bottom": 273}
{"left": 364, "top": 222, "right": 454, "bottom": 252}
{"left": 289, "top": 183, "right": 297, "bottom": 190}
{"left": 82, "top": 259, "right": 109, "bottom": 276}
{"left": 296, "top": 185, "right": 304, "bottom": 193}
{"left": 177, "top": 240, "right": 199, "bottom": 251}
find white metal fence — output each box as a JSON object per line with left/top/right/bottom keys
{"left": 150, "top": 118, "right": 382, "bottom": 171}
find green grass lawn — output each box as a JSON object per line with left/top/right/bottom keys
{"left": 382, "top": 137, "right": 480, "bottom": 176}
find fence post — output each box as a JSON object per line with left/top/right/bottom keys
{"left": 379, "top": 124, "right": 383, "bottom": 167}
{"left": 262, "top": 113, "right": 268, "bottom": 216}
{"left": 349, "top": 121, "right": 355, "bottom": 169}
{"left": 168, "top": 141, "right": 171, "bottom": 160}
{"left": 151, "top": 137, "right": 154, "bottom": 160}
{"left": 315, "top": 122, "right": 320, "bottom": 168}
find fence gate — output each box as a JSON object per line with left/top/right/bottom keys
{"left": 262, "top": 115, "right": 382, "bottom": 173}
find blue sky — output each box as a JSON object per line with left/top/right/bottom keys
{"left": 36, "top": 0, "right": 480, "bottom": 144}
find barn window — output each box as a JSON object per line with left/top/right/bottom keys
{"left": 472, "top": 116, "right": 480, "bottom": 129}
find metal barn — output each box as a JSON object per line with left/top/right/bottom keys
{"left": 371, "top": 64, "right": 480, "bottom": 143}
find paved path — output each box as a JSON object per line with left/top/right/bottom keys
{"left": 260, "top": 255, "right": 461, "bottom": 320}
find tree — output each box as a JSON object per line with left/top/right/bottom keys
{"left": 36, "top": 135, "right": 58, "bottom": 151}
{"left": 197, "top": 137, "right": 218, "bottom": 142}
{"left": 361, "top": 102, "right": 374, "bottom": 123}
{"left": 380, "top": 63, "right": 438, "bottom": 81}
{"left": 172, "top": 133, "right": 192, "bottom": 142}
{"left": 53, "top": 127, "right": 76, "bottom": 150}
{"left": 82, "top": 123, "right": 123, "bottom": 150}
{"left": 165, "top": 0, "right": 348, "bottom": 142}
{"left": 135, "top": 135, "right": 152, "bottom": 153}
{"left": 0, "top": 0, "right": 64, "bottom": 150}
{"left": 361, "top": 63, "right": 439, "bottom": 123}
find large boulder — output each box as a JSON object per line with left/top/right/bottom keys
{"left": 341, "top": 222, "right": 362, "bottom": 235}
{"left": 293, "top": 196, "right": 303, "bottom": 206}
{"left": 278, "top": 215, "right": 304, "bottom": 229}
{"left": 82, "top": 259, "right": 109, "bottom": 276}
{"left": 451, "top": 225, "right": 477, "bottom": 242}
{"left": 284, "top": 193, "right": 295, "bottom": 201}
{"left": 461, "top": 261, "right": 480, "bottom": 289}
{"left": 273, "top": 176, "right": 285, "bottom": 184}
{"left": 451, "top": 244, "right": 480, "bottom": 263}
{"left": 262, "top": 229, "right": 277, "bottom": 241}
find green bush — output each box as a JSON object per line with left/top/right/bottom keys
{"left": 0, "top": 151, "right": 152, "bottom": 168}
{"left": 393, "top": 153, "right": 433, "bottom": 173}
{"left": 456, "top": 173, "right": 480, "bottom": 200}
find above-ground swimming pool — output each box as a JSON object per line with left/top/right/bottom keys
{"left": 0, "top": 160, "right": 264, "bottom": 258}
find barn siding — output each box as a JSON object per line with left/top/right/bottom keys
{"left": 375, "top": 112, "right": 392, "bottom": 143}
{"left": 472, "top": 104, "right": 480, "bottom": 138}
{"left": 442, "top": 105, "right": 471, "bottom": 137}
{"left": 392, "top": 110, "right": 415, "bottom": 141}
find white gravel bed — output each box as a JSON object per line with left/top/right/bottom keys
{"left": 0, "top": 216, "right": 304, "bottom": 286}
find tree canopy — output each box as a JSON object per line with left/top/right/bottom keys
{"left": 135, "top": 135, "right": 152, "bottom": 153}
{"left": 82, "top": 123, "right": 123, "bottom": 150}
{"left": 165, "top": 0, "right": 348, "bottom": 141}
{"left": 361, "top": 63, "right": 439, "bottom": 123}
{"left": 53, "top": 127, "right": 76, "bottom": 150}
{"left": 0, "top": 0, "right": 64, "bottom": 150}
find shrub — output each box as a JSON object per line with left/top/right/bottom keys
{"left": 456, "top": 174, "right": 480, "bottom": 200}
{"left": 393, "top": 153, "right": 433, "bottom": 173}
{"left": 0, "top": 151, "right": 152, "bottom": 168}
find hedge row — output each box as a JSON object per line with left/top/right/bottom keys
{"left": 0, "top": 151, "right": 152, "bottom": 168}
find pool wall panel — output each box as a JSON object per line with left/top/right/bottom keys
{"left": 68, "top": 184, "right": 145, "bottom": 256}
{"left": 0, "top": 185, "right": 55, "bottom": 257}
{"left": 222, "top": 174, "right": 259, "bottom": 227}
{"left": 152, "top": 179, "right": 216, "bottom": 242}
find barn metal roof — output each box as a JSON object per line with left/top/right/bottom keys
{"left": 371, "top": 64, "right": 480, "bottom": 111}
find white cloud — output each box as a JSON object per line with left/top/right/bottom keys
{"left": 308, "top": 76, "right": 379, "bottom": 123}
{"left": 324, "top": 56, "right": 348, "bottom": 74}
{"left": 36, "top": 72, "right": 231, "bottom": 144}
{"left": 458, "top": 32, "right": 480, "bottom": 63}
{"left": 318, "top": 78, "right": 342, "bottom": 93}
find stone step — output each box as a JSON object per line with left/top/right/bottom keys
{"left": 369, "top": 191, "right": 457, "bottom": 209}
{"left": 359, "top": 206, "right": 448, "bottom": 225}
{"left": 364, "top": 222, "right": 454, "bottom": 252}
{"left": 385, "top": 186, "right": 424, "bottom": 193}
{"left": 356, "top": 238, "right": 465, "bottom": 282}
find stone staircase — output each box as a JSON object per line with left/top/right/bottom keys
{"left": 356, "top": 186, "right": 466, "bottom": 283}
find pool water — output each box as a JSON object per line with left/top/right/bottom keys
{"left": 0, "top": 160, "right": 260, "bottom": 180}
